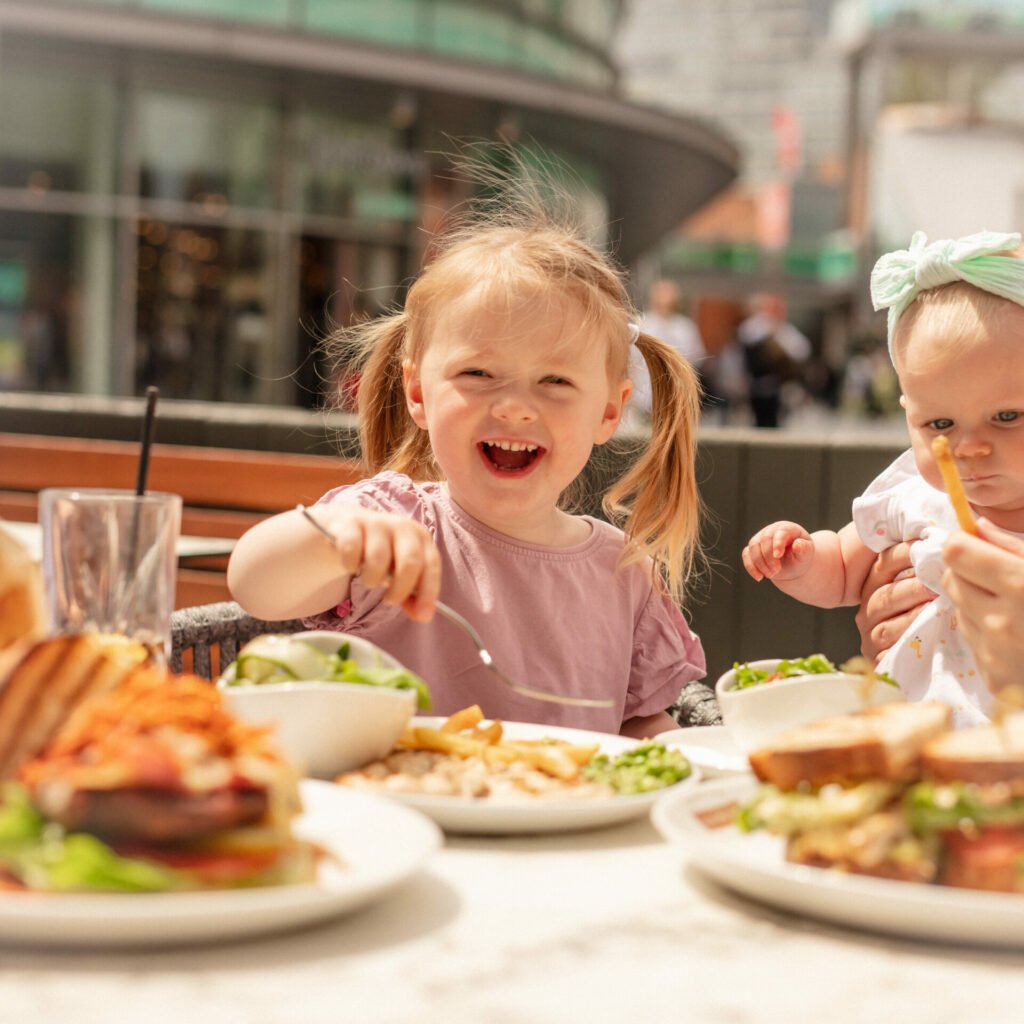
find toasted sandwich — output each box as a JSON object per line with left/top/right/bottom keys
{"left": 0, "top": 526, "right": 44, "bottom": 656}
{"left": 0, "top": 633, "right": 150, "bottom": 781}
{"left": 740, "top": 702, "right": 953, "bottom": 883}
{"left": 905, "top": 713, "right": 1024, "bottom": 893}
{"left": 1, "top": 649, "right": 314, "bottom": 892}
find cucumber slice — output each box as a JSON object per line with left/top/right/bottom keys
{"left": 233, "top": 635, "right": 335, "bottom": 684}
{"left": 233, "top": 654, "right": 297, "bottom": 685}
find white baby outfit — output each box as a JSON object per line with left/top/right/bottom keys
{"left": 852, "top": 449, "right": 1011, "bottom": 727}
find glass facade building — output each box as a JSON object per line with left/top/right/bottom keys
{"left": 0, "top": 0, "right": 737, "bottom": 407}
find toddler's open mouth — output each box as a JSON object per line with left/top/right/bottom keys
{"left": 479, "top": 440, "right": 542, "bottom": 473}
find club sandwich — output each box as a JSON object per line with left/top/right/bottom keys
{"left": 906, "top": 713, "right": 1024, "bottom": 893}
{"left": 740, "top": 702, "right": 953, "bottom": 884}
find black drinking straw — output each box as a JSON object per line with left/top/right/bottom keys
{"left": 127, "top": 387, "right": 159, "bottom": 575}
{"left": 136, "top": 386, "right": 160, "bottom": 497}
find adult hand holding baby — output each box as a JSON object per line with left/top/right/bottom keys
{"left": 855, "top": 543, "right": 936, "bottom": 664}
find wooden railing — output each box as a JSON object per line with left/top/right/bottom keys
{"left": 0, "top": 395, "right": 911, "bottom": 681}
{"left": 0, "top": 432, "right": 364, "bottom": 608}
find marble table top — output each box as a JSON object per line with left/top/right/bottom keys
{"left": 1, "top": 810, "right": 1021, "bottom": 1024}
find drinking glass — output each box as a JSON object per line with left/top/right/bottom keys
{"left": 40, "top": 488, "right": 182, "bottom": 661}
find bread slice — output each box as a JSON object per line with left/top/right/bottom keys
{"left": 0, "top": 526, "right": 44, "bottom": 652}
{"left": 749, "top": 702, "right": 953, "bottom": 789}
{"left": 922, "top": 712, "right": 1024, "bottom": 785}
{"left": 0, "top": 634, "right": 148, "bottom": 780}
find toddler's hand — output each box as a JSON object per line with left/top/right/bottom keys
{"left": 322, "top": 507, "right": 441, "bottom": 621}
{"left": 742, "top": 522, "right": 814, "bottom": 582}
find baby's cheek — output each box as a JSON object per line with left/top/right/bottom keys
{"left": 910, "top": 442, "right": 944, "bottom": 493}
{"left": 918, "top": 461, "right": 945, "bottom": 494}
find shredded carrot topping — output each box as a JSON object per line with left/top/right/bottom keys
{"left": 19, "top": 667, "right": 283, "bottom": 792}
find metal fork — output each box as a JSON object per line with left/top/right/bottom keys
{"left": 297, "top": 504, "right": 613, "bottom": 709}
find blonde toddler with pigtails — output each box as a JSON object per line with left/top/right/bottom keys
{"left": 229, "top": 173, "right": 706, "bottom": 735}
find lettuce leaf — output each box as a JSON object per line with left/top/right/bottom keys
{"left": 329, "top": 657, "right": 432, "bottom": 710}
{"left": 731, "top": 654, "right": 838, "bottom": 689}
{"left": 0, "top": 785, "right": 176, "bottom": 892}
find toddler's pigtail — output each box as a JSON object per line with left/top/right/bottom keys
{"left": 356, "top": 313, "right": 437, "bottom": 479}
{"left": 606, "top": 330, "right": 703, "bottom": 607}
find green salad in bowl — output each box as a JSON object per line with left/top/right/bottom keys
{"left": 221, "top": 633, "right": 430, "bottom": 710}
{"left": 218, "top": 631, "right": 430, "bottom": 777}
{"left": 730, "top": 654, "right": 899, "bottom": 691}
{"left": 716, "top": 654, "right": 904, "bottom": 753}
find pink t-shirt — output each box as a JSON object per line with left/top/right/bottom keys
{"left": 304, "top": 472, "right": 706, "bottom": 733}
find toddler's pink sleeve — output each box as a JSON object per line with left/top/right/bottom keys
{"left": 316, "top": 471, "right": 433, "bottom": 521}
{"left": 625, "top": 594, "right": 706, "bottom": 720}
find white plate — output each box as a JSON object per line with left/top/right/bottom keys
{"left": 653, "top": 725, "right": 750, "bottom": 777}
{"left": 362, "top": 719, "right": 700, "bottom": 835}
{"left": 0, "top": 781, "right": 441, "bottom": 949}
{"left": 653, "top": 776, "right": 1024, "bottom": 949}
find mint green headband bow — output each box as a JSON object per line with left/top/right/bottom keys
{"left": 870, "top": 230, "right": 1024, "bottom": 359}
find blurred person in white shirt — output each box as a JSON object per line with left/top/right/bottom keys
{"left": 631, "top": 279, "right": 708, "bottom": 422}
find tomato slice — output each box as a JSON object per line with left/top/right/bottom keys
{"left": 114, "top": 844, "right": 283, "bottom": 884}
{"left": 943, "top": 827, "right": 1024, "bottom": 867}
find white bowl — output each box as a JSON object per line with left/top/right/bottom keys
{"left": 714, "top": 658, "right": 904, "bottom": 753}
{"left": 218, "top": 632, "right": 417, "bottom": 778}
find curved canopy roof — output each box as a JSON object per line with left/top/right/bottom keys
{"left": 0, "top": 0, "right": 740, "bottom": 263}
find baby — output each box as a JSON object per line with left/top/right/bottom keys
{"left": 743, "top": 231, "right": 1024, "bottom": 726}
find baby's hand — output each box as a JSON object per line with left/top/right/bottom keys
{"left": 742, "top": 522, "right": 815, "bottom": 582}
{"left": 322, "top": 506, "right": 441, "bottom": 621}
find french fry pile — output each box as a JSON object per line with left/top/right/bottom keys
{"left": 394, "top": 705, "right": 600, "bottom": 782}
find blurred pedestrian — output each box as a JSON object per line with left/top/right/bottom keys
{"left": 735, "top": 292, "right": 810, "bottom": 427}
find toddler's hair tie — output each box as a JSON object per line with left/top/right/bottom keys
{"left": 870, "top": 229, "right": 1024, "bottom": 359}
{"left": 627, "top": 322, "right": 641, "bottom": 346}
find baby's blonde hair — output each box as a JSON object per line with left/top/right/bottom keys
{"left": 892, "top": 246, "right": 1024, "bottom": 373}
{"left": 327, "top": 158, "right": 703, "bottom": 607}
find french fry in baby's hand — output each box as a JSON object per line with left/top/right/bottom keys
{"left": 931, "top": 435, "right": 979, "bottom": 535}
